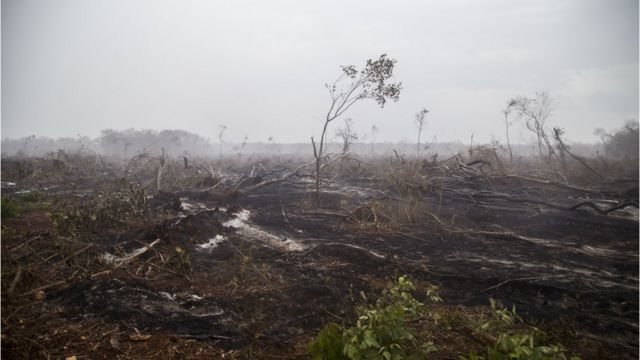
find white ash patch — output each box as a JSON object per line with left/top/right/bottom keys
{"left": 99, "top": 239, "right": 161, "bottom": 265}
{"left": 159, "top": 292, "right": 176, "bottom": 301}
{"left": 223, "top": 209, "right": 306, "bottom": 252}
{"left": 98, "top": 253, "right": 118, "bottom": 264}
{"left": 197, "top": 235, "right": 227, "bottom": 250}
{"left": 1, "top": 181, "right": 16, "bottom": 188}
{"left": 180, "top": 198, "right": 208, "bottom": 212}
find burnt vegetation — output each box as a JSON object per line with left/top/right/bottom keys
{"left": 1, "top": 57, "right": 638, "bottom": 360}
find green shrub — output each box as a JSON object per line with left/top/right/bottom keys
{"left": 1, "top": 196, "right": 21, "bottom": 218}
{"left": 18, "top": 190, "right": 43, "bottom": 203}
{"left": 309, "top": 276, "right": 441, "bottom": 360}
{"left": 308, "top": 323, "right": 345, "bottom": 360}
{"left": 462, "top": 300, "right": 579, "bottom": 360}
{"left": 463, "top": 333, "right": 579, "bottom": 360}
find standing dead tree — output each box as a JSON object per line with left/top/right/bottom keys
{"left": 311, "top": 54, "right": 401, "bottom": 206}
{"left": 502, "top": 100, "right": 516, "bottom": 164}
{"left": 19, "top": 135, "right": 36, "bottom": 156}
{"left": 552, "top": 127, "right": 605, "bottom": 180}
{"left": 510, "top": 92, "right": 559, "bottom": 162}
{"left": 218, "top": 125, "right": 227, "bottom": 158}
{"left": 335, "top": 118, "right": 358, "bottom": 154}
{"left": 370, "top": 125, "right": 378, "bottom": 157}
{"left": 415, "top": 108, "right": 429, "bottom": 156}
{"left": 156, "top": 148, "right": 168, "bottom": 194}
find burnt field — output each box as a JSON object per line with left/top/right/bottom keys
{"left": 1, "top": 152, "right": 638, "bottom": 359}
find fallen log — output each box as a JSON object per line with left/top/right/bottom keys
{"left": 240, "top": 159, "right": 316, "bottom": 193}
{"left": 569, "top": 201, "right": 638, "bottom": 214}
{"left": 443, "top": 189, "right": 638, "bottom": 216}
{"left": 100, "top": 239, "right": 161, "bottom": 267}
{"left": 497, "top": 174, "right": 600, "bottom": 193}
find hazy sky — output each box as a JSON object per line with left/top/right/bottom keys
{"left": 2, "top": 0, "right": 638, "bottom": 144}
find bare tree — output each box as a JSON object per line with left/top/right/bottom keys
{"left": 510, "top": 92, "right": 558, "bottom": 161}
{"left": 553, "top": 127, "right": 604, "bottom": 179}
{"left": 19, "top": 135, "right": 36, "bottom": 156}
{"left": 218, "top": 125, "right": 227, "bottom": 157}
{"left": 370, "top": 125, "right": 378, "bottom": 157}
{"left": 311, "top": 54, "right": 401, "bottom": 206}
{"left": 156, "top": 148, "right": 167, "bottom": 194}
{"left": 415, "top": 108, "right": 429, "bottom": 156}
{"left": 335, "top": 118, "right": 358, "bottom": 154}
{"left": 236, "top": 135, "right": 248, "bottom": 156}
{"left": 267, "top": 136, "right": 276, "bottom": 154}
{"left": 502, "top": 99, "right": 516, "bottom": 163}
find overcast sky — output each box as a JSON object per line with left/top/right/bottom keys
{"left": 2, "top": 0, "right": 638, "bottom": 144}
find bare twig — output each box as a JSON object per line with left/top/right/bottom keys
{"left": 7, "top": 266, "right": 23, "bottom": 298}
{"left": 241, "top": 159, "right": 315, "bottom": 193}
{"left": 278, "top": 182, "right": 303, "bottom": 233}
{"left": 481, "top": 276, "right": 546, "bottom": 292}
{"left": 16, "top": 280, "right": 66, "bottom": 299}
{"left": 51, "top": 244, "right": 94, "bottom": 268}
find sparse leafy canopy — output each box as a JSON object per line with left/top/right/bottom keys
{"left": 327, "top": 54, "right": 401, "bottom": 120}
{"left": 313, "top": 54, "right": 401, "bottom": 206}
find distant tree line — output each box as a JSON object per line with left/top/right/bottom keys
{"left": 0, "top": 124, "right": 636, "bottom": 160}
{"left": 98, "top": 129, "right": 213, "bottom": 158}
{"left": 1, "top": 129, "right": 215, "bottom": 159}
{"left": 594, "top": 120, "right": 639, "bottom": 159}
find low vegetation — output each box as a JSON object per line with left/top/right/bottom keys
{"left": 309, "top": 276, "right": 439, "bottom": 360}
{"left": 1, "top": 195, "right": 21, "bottom": 218}
{"left": 309, "top": 277, "right": 579, "bottom": 360}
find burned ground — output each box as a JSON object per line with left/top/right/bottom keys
{"left": 1, "top": 155, "right": 638, "bottom": 359}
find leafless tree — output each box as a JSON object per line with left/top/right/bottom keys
{"left": 218, "top": 125, "right": 227, "bottom": 157}
{"left": 335, "top": 118, "right": 358, "bottom": 154}
{"left": 502, "top": 99, "right": 516, "bottom": 163}
{"left": 370, "top": 125, "right": 378, "bottom": 157}
{"left": 267, "top": 136, "right": 276, "bottom": 154}
{"left": 553, "top": 127, "right": 604, "bottom": 179}
{"left": 236, "top": 135, "right": 249, "bottom": 156}
{"left": 415, "top": 108, "right": 429, "bottom": 156}
{"left": 311, "top": 54, "right": 401, "bottom": 206}
{"left": 19, "top": 135, "right": 36, "bottom": 156}
{"left": 156, "top": 148, "right": 167, "bottom": 194}
{"left": 509, "top": 92, "right": 558, "bottom": 161}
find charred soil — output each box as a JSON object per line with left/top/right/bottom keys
{"left": 1, "top": 156, "right": 638, "bottom": 359}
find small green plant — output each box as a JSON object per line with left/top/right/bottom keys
{"left": 309, "top": 323, "right": 345, "bottom": 360}
{"left": 1, "top": 196, "right": 21, "bottom": 218}
{"left": 18, "top": 190, "right": 43, "bottom": 203}
{"left": 479, "top": 298, "right": 521, "bottom": 332}
{"left": 485, "top": 333, "right": 577, "bottom": 360}
{"left": 309, "top": 276, "right": 440, "bottom": 360}
{"left": 50, "top": 201, "right": 83, "bottom": 237}
{"left": 175, "top": 246, "right": 192, "bottom": 274}
{"left": 463, "top": 300, "right": 579, "bottom": 360}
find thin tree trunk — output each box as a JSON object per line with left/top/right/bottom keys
{"left": 504, "top": 113, "right": 513, "bottom": 164}
{"left": 314, "top": 118, "right": 331, "bottom": 207}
